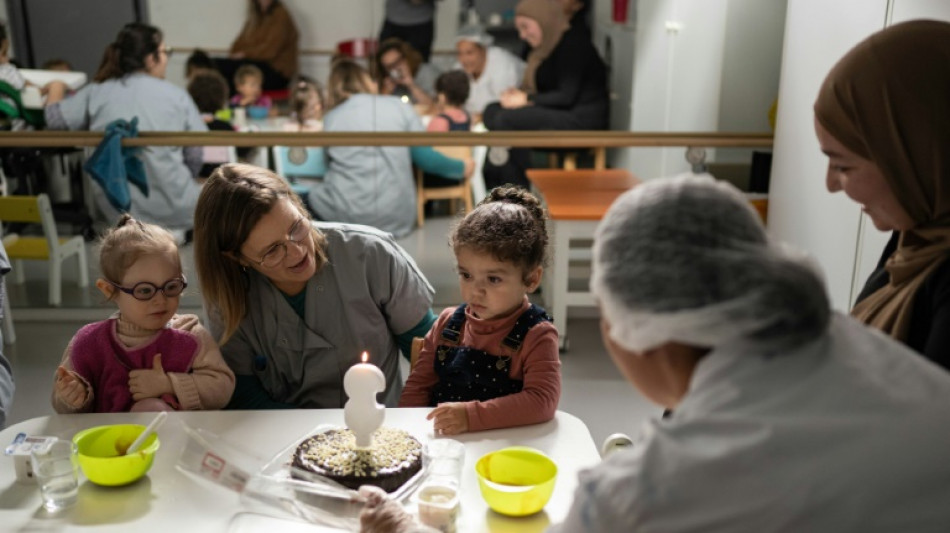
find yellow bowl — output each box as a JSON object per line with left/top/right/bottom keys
{"left": 72, "top": 424, "right": 160, "bottom": 486}
{"left": 475, "top": 446, "right": 557, "bottom": 517}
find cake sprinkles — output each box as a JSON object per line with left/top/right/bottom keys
{"left": 292, "top": 427, "right": 423, "bottom": 493}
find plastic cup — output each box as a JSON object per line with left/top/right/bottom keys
{"left": 31, "top": 439, "right": 79, "bottom": 512}
{"left": 427, "top": 439, "right": 464, "bottom": 488}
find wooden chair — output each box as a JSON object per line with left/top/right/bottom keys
{"left": 410, "top": 336, "right": 425, "bottom": 371}
{"left": 0, "top": 194, "right": 89, "bottom": 306}
{"left": 416, "top": 146, "right": 474, "bottom": 227}
{"left": 543, "top": 148, "right": 607, "bottom": 171}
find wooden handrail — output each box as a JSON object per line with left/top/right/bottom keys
{"left": 0, "top": 131, "right": 773, "bottom": 149}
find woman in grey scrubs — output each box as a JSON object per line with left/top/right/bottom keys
{"left": 193, "top": 164, "right": 436, "bottom": 409}
{"left": 44, "top": 23, "right": 206, "bottom": 232}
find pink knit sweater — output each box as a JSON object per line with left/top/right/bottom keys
{"left": 400, "top": 298, "right": 561, "bottom": 431}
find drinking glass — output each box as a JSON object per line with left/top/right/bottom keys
{"left": 31, "top": 439, "right": 79, "bottom": 512}
{"left": 427, "top": 439, "right": 465, "bottom": 488}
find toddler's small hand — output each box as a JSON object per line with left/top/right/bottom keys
{"left": 426, "top": 402, "right": 469, "bottom": 436}
{"left": 55, "top": 365, "right": 88, "bottom": 408}
{"left": 129, "top": 353, "right": 173, "bottom": 401}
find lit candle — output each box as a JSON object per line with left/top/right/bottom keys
{"left": 344, "top": 351, "right": 386, "bottom": 448}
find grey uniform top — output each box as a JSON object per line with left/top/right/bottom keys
{"left": 210, "top": 222, "right": 434, "bottom": 408}
{"left": 0, "top": 242, "right": 13, "bottom": 429}
{"left": 47, "top": 73, "right": 207, "bottom": 230}
{"left": 309, "top": 94, "right": 422, "bottom": 238}
{"left": 385, "top": 0, "right": 436, "bottom": 25}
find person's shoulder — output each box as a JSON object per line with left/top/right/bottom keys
{"left": 315, "top": 221, "right": 399, "bottom": 252}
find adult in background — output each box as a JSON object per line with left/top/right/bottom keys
{"left": 814, "top": 20, "right": 950, "bottom": 368}
{"left": 454, "top": 26, "right": 524, "bottom": 120}
{"left": 380, "top": 0, "right": 438, "bottom": 62}
{"left": 216, "top": 0, "right": 299, "bottom": 92}
{"left": 313, "top": 59, "right": 471, "bottom": 238}
{"left": 194, "top": 164, "right": 436, "bottom": 408}
{"left": 44, "top": 23, "right": 206, "bottom": 233}
{"left": 482, "top": 0, "right": 608, "bottom": 189}
{"left": 0, "top": 240, "right": 13, "bottom": 429}
{"left": 358, "top": 175, "right": 950, "bottom": 532}
{"left": 376, "top": 38, "right": 440, "bottom": 108}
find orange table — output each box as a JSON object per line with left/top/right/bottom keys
{"left": 527, "top": 169, "right": 641, "bottom": 349}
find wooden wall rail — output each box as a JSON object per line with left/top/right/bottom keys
{"left": 0, "top": 131, "right": 773, "bottom": 149}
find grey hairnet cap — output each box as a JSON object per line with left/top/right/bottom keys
{"left": 590, "top": 174, "right": 830, "bottom": 353}
{"left": 456, "top": 25, "right": 494, "bottom": 47}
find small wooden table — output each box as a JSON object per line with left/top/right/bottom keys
{"left": 527, "top": 169, "right": 641, "bottom": 349}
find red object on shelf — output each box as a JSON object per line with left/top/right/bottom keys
{"left": 262, "top": 89, "right": 290, "bottom": 102}
{"left": 337, "top": 38, "right": 379, "bottom": 59}
{"left": 612, "top": 0, "right": 629, "bottom": 23}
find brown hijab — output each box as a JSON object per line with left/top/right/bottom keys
{"left": 814, "top": 19, "right": 950, "bottom": 342}
{"left": 516, "top": 0, "right": 570, "bottom": 94}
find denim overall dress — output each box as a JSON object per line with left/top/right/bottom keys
{"left": 429, "top": 303, "right": 553, "bottom": 405}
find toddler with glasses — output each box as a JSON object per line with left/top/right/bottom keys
{"left": 51, "top": 215, "right": 234, "bottom": 413}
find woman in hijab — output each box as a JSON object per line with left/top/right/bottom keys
{"left": 481, "top": 0, "right": 608, "bottom": 189}
{"left": 814, "top": 19, "right": 950, "bottom": 369}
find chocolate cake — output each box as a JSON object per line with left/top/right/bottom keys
{"left": 292, "top": 427, "right": 423, "bottom": 493}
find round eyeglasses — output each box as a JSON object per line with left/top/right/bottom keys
{"left": 251, "top": 218, "right": 311, "bottom": 268}
{"left": 108, "top": 277, "right": 187, "bottom": 301}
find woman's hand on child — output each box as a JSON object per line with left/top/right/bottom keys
{"left": 358, "top": 485, "right": 424, "bottom": 533}
{"left": 55, "top": 366, "right": 88, "bottom": 408}
{"left": 129, "top": 353, "right": 173, "bottom": 401}
{"left": 426, "top": 402, "right": 469, "bottom": 435}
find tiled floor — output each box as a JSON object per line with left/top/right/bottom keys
{"left": 2, "top": 215, "right": 659, "bottom": 449}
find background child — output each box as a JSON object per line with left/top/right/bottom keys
{"left": 51, "top": 215, "right": 234, "bottom": 413}
{"left": 0, "top": 22, "right": 26, "bottom": 113}
{"left": 185, "top": 49, "right": 214, "bottom": 80}
{"left": 400, "top": 187, "right": 561, "bottom": 435}
{"left": 283, "top": 75, "right": 324, "bottom": 132}
{"left": 426, "top": 70, "right": 471, "bottom": 133}
{"left": 230, "top": 63, "right": 272, "bottom": 109}
{"left": 188, "top": 71, "right": 235, "bottom": 178}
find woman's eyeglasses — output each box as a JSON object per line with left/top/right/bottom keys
{"left": 250, "top": 218, "right": 311, "bottom": 268}
{"left": 108, "top": 277, "right": 187, "bottom": 301}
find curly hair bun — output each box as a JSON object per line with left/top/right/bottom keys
{"left": 484, "top": 186, "right": 546, "bottom": 224}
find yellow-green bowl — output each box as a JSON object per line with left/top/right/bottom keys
{"left": 72, "top": 424, "right": 160, "bottom": 486}
{"left": 475, "top": 446, "right": 557, "bottom": 517}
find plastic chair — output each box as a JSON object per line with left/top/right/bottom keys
{"left": 202, "top": 145, "right": 238, "bottom": 166}
{"left": 0, "top": 194, "right": 89, "bottom": 306}
{"left": 0, "top": 80, "right": 45, "bottom": 129}
{"left": 416, "top": 146, "right": 474, "bottom": 227}
{"left": 272, "top": 146, "right": 326, "bottom": 197}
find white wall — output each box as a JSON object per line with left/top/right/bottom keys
{"left": 598, "top": 0, "right": 785, "bottom": 178}
{"left": 769, "top": 0, "right": 950, "bottom": 312}
{"left": 622, "top": 0, "right": 728, "bottom": 180}
{"left": 715, "top": 0, "right": 786, "bottom": 164}
{"left": 149, "top": 0, "right": 460, "bottom": 90}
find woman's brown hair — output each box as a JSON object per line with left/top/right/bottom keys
{"left": 194, "top": 163, "right": 327, "bottom": 344}
{"left": 94, "top": 23, "right": 163, "bottom": 83}
{"left": 450, "top": 186, "right": 549, "bottom": 282}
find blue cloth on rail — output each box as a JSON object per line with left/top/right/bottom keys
{"left": 83, "top": 117, "right": 148, "bottom": 212}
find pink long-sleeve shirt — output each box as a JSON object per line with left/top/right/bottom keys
{"left": 399, "top": 298, "right": 561, "bottom": 431}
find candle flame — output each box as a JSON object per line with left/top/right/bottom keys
{"left": 361, "top": 351, "right": 368, "bottom": 363}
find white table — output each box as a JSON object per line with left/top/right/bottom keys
{"left": 0, "top": 409, "right": 600, "bottom": 532}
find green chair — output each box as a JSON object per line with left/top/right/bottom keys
{"left": 0, "top": 80, "right": 45, "bottom": 128}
